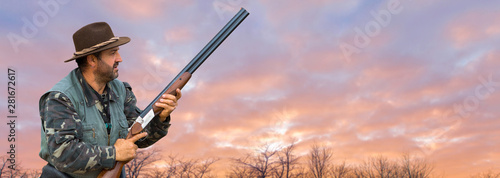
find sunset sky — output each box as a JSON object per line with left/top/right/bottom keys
{"left": 1, "top": 0, "right": 499, "bottom": 177}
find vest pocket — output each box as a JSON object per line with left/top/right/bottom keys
{"left": 117, "top": 119, "right": 130, "bottom": 139}
{"left": 81, "top": 123, "right": 98, "bottom": 145}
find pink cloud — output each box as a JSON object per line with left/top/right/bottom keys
{"left": 164, "top": 26, "right": 194, "bottom": 43}
{"left": 100, "top": 0, "right": 194, "bottom": 21}
{"left": 445, "top": 9, "right": 500, "bottom": 48}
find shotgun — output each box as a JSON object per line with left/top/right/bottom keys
{"left": 98, "top": 8, "right": 249, "bottom": 178}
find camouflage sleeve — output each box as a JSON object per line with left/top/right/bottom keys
{"left": 40, "top": 92, "right": 116, "bottom": 173}
{"left": 123, "top": 82, "right": 171, "bottom": 148}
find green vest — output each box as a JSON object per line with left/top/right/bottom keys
{"left": 39, "top": 69, "right": 129, "bottom": 178}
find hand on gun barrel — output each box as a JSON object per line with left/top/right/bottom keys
{"left": 155, "top": 88, "right": 182, "bottom": 122}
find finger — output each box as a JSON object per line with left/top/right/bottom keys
{"left": 115, "top": 138, "right": 125, "bottom": 143}
{"left": 156, "top": 102, "right": 176, "bottom": 111}
{"left": 162, "top": 94, "right": 178, "bottom": 103}
{"left": 160, "top": 106, "right": 175, "bottom": 117}
{"left": 156, "top": 100, "right": 177, "bottom": 108}
{"left": 176, "top": 88, "right": 182, "bottom": 99}
{"left": 128, "top": 132, "right": 148, "bottom": 142}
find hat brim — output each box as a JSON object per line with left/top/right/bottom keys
{"left": 64, "top": 36, "right": 130, "bottom": 63}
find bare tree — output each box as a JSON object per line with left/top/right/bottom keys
{"left": 125, "top": 149, "right": 161, "bottom": 178}
{"left": 144, "top": 154, "right": 179, "bottom": 178}
{"left": 193, "top": 158, "right": 220, "bottom": 178}
{"left": 0, "top": 155, "right": 43, "bottom": 178}
{"left": 4, "top": 165, "right": 23, "bottom": 178}
{"left": 165, "top": 154, "right": 180, "bottom": 177}
{"left": 227, "top": 162, "right": 258, "bottom": 178}
{"left": 330, "top": 161, "right": 350, "bottom": 178}
{"left": 0, "top": 156, "right": 24, "bottom": 178}
{"left": 147, "top": 154, "right": 197, "bottom": 178}
{"left": 232, "top": 144, "right": 279, "bottom": 178}
{"left": 177, "top": 158, "right": 197, "bottom": 178}
{"left": 470, "top": 170, "right": 500, "bottom": 178}
{"left": 147, "top": 168, "right": 169, "bottom": 178}
{"left": 307, "top": 144, "right": 333, "bottom": 178}
{"left": 350, "top": 153, "right": 434, "bottom": 178}
{"left": 400, "top": 153, "right": 433, "bottom": 178}
{"left": 370, "top": 155, "right": 400, "bottom": 178}
{"left": 291, "top": 165, "right": 308, "bottom": 178}
{"left": 353, "top": 155, "right": 401, "bottom": 178}
{"left": 0, "top": 155, "right": 8, "bottom": 177}
{"left": 353, "top": 160, "right": 374, "bottom": 178}
{"left": 273, "top": 141, "right": 301, "bottom": 178}
{"left": 144, "top": 154, "right": 219, "bottom": 178}
{"left": 19, "top": 169, "right": 42, "bottom": 178}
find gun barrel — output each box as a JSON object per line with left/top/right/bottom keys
{"left": 186, "top": 8, "right": 250, "bottom": 73}
{"left": 140, "top": 8, "right": 249, "bottom": 118}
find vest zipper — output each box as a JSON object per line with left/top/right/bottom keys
{"left": 108, "top": 134, "right": 111, "bottom": 146}
{"left": 92, "top": 128, "right": 95, "bottom": 138}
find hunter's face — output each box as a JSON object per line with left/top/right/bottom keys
{"left": 95, "top": 47, "right": 122, "bottom": 83}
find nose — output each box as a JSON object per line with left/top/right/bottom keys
{"left": 115, "top": 52, "right": 123, "bottom": 63}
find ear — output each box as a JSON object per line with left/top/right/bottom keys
{"left": 86, "top": 55, "right": 98, "bottom": 68}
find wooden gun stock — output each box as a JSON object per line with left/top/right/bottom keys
{"left": 97, "top": 123, "right": 145, "bottom": 178}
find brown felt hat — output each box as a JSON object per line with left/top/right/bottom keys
{"left": 65, "top": 22, "right": 130, "bottom": 62}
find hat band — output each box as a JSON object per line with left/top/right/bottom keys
{"left": 72, "top": 37, "right": 119, "bottom": 57}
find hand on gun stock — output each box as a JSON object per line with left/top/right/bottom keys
{"left": 114, "top": 132, "right": 148, "bottom": 162}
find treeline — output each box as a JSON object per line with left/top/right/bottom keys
{"left": 226, "top": 143, "right": 434, "bottom": 178}
{"left": 1, "top": 143, "right": 499, "bottom": 178}
{"left": 123, "top": 142, "right": 498, "bottom": 178}
{"left": 0, "top": 156, "right": 41, "bottom": 177}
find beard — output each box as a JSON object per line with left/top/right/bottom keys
{"left": 94, "top": 60, "right": 119, "bottom": 83}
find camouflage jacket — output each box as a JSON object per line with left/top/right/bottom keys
{"left": 39, "top": 68, "right": 171, "bottom": 175}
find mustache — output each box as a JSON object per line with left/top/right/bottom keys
{"left": 113, "top": 63, "right": 119, "bottom": 68}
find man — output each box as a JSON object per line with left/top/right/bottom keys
{"left": 39, "top": 22, "right": 181, "bottom": 178}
